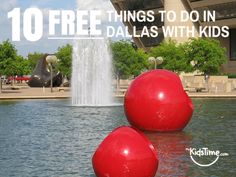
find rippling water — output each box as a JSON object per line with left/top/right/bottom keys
{"left": 0, "top": 99, "right": 235, "bottom": 177}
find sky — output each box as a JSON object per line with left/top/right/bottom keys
{"left": 0, "top": 0, "right": 124, "bottom": 57}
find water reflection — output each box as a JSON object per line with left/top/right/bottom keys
{"left": 145, "top": 132, "right": 192, "bottom": 177}
{"left": 0, "top": 99, "right": 236, "bottom": 176}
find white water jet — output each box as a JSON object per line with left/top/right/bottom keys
{"left": 71, "top": 0, "right": 114, "bottom": 106}
{"left": 71, "top": 38, "right": 113, "bottom": 106}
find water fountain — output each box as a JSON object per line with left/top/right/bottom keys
{"left": 71, "top": 37, "right": 113, "bottom": 106}
{"left": 71, "top": 0, "right": 121, "bottom": 106}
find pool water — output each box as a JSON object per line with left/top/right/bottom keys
{"left": 0, "top": 99, "right": 235, "bottom": 177}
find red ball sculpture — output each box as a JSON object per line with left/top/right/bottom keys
{"left": 92, "top": 126, "right": 158, "bottom": 177}
{"left": 124, "top": 69, "right": 194, "bottom": 132}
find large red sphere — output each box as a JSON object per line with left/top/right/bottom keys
{"left": 124, "top": 70, "right": 194, "bottom": 132}
{"left": 92, "top": 126, "right": 158, "bottom": 177}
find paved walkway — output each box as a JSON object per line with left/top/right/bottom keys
{"left": 188, "top": 92, "right": 236, "bottom": 98}
{"left": 0, "top": 87, "right": 70, "bottom": 100}
{"left": 115, "top": 91, "right": 236, "bottom": 98}
{"left": 0, "top": 86, "right": 236, "bottom": 100}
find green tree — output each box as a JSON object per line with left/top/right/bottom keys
{"left": 149, "top": 39, "right": 191, "bottom": 73}
{"left": 3, "top": 56, "right": 28, "bottom": 76}
{"left": 186, "top": 38, "right": 227, "bottom": 74}
{"left": 27, "top": 52, "right": 44, "bottom": 72}
{"left": 0, "top": 40, "right": 17, "bottom": 90}
{"left": 14, "top": 56, "right": 31, "bottom": 76}
{"left": 0, "top": 40, "right": 18, "bottom": 76}
{"left": 56, "top": 44, "right": 72, "bottom": 78}
{"left": 111, "top": 40, "right": 149, "bottom": 81}
{"left": 0, "top": 40, "right": 31, "bottom": 90}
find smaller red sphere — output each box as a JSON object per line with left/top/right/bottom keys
{"left": 92, "top": 126, "right": 158, "bottom": 177}
{"left": 124, "top": 69, "right": 194, "bottom": 132}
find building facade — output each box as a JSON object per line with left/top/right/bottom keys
{"left": 111, "top": 0, "right": 236, "bottom": 73}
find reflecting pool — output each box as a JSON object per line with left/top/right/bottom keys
{"left": 0, "top": 99, "right": 235, "bottom": 177}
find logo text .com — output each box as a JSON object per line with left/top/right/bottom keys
{"left": 186, "top": 147, "right": 229, "bottom": 167}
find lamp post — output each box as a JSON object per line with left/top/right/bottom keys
{"left": 46, "top": 55, "right": 58, "bottom": 93}
{"left": 148, "top": 56, "right": 163, "bottom": 69}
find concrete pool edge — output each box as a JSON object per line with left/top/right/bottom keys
{"left": 1, "top": 94, "right": 236, "bottom": 100}
{"left": 115, "top": 94, "right": 236, "bottom": 99}
{"left": 0, "top": 95, "right": 70, "bottom": 100}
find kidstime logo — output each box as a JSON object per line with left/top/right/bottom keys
{"left": 186, "top": 147, "right": 229, "bottom": 167}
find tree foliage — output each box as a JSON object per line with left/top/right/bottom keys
{"left": 56, "top": 44, "right": 72, "bottom": 78}
{"left": 149, "top": 39, "right": 191, "bottom": 73}
{"left": 149, "top": 38, "right": 227, "bottom": 75}
{"left": 6, "top": 56, "right": 31, "bottom": 76}
{"left": 0, "top": 40, "right": 18, "bottom": 76}
{"left": 27, "top": 52, "right": 44, "bottom": 72}
{"left": 110, "top": 40, "right": 149, "bottom": 80}
{"left": 186, "top": 38, "right": 227, "bottom": 74}
{"left": 0, "top": 38, "right": 228, "bottom": 81}
{"left": 0, "top": 40, "right": 30, "bottom": 76}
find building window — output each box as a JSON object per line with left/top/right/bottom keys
{"left": 230, "top": 29, "right": 236, "bottom": 60}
